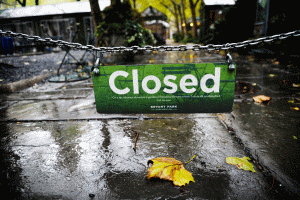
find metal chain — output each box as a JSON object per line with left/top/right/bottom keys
{"left": 1, "top": 29, "right": 299, "bottom": 53}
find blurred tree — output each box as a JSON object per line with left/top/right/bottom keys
{"left": 16, "top": 0, "right": 26, "bottom": 6}
{"left": 0, "top": 0, "right": 15, "bottom": 8}
{"left": 145, "top": 0, "right": 201, "bottom": 40}
{"left": 95, "top": 0, "right": 155, "bottom": 47}
{"left": 88, "top": 0, "right": 103, "bottom": 46}
{"left": 159, "top": 0, "right": 181, "bottom": 34}
{"left": 188, "top": 0, "right": 201, "bottom": 38}
{"left": 181, "top": 0, "right": 188, "bottom": 37}
{"left": 15, "top": 0, "right": 40, "bottom": 6}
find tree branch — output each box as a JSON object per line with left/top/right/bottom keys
{"left": 159, "top": 0, "right": 175, "bottom": 15}
{"left": 16, "top": 0, "right": 26, "bottom": 7}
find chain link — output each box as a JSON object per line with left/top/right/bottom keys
{"left": 1, "top": 29, "right": 299, "bottom": 53}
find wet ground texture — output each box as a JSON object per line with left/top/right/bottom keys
{"left": 0, "top": 50, "right": 95, "bottom": 85}
{"left": 0, "top": 47, "right": 299, "bottom": 199}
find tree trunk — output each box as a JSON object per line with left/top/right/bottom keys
{"left": 133, "top": 0, "right": 136, "bottom": 9}
{"left": 189, "top": 0, "right": 200, "bottom": 38}
{"left": 199, "top": 0, "right": 205, "bottom": 42}
{"left": 178, "top": 4, "right": 185, "bottom": 37}
{"left": 89, "top": 0, "right": 103, "bottom": 46}
{"left": 181, "top": 0, "right": 188, "bottom": 38}
{"left": 173, "top": 2, "right": 180, "bottom": 34}
{"left": 159, "top": 0, "right": 180, "bottom": 34}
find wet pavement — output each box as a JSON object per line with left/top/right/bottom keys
{"left": 230, "top": 54, "right": 300, "bottom": 196}
{"left": 0, "top": 50, "right": 95, "bottom": 85}
{"left": 0, "top": 48, "right": 299, "bottom": 199}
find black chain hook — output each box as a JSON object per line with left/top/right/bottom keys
{"left": 224, "top": 43, "right": 235, "bottom": 71}
{"left": 91, "top": 51, "right": 103, "bottom": 76}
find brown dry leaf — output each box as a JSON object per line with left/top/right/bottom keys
{"left": 271, "top": 59, "right": 280, "bottom": 65}
{"left": 253, "top": 95, "right": 272, "bottom": 103}
{"left": 146, "top": 157, "right": 195, "bottom": 186}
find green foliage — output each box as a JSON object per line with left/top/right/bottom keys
{"left": 182, "top": 31, "right": 195, "bottom": 44}
{"left": 173, "top": 32, "right": 184, "bottom": 43}
{"left": 95, "top": 1, "right": 155, "bottom": 47}
{"left": 95, "top": 22, "right": 124, "bottom": 38}
{"left": 102, "top": 1, "right": 140, "bottom": 24}
{"left": 124, "top": 20, "right": 156, "bottom": 46}
{"left": 173, "top": 31, "right": 201, "bottom": 44}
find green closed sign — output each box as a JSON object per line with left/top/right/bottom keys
{"left": 92, "top": 63, "right": 236, "bottom": 113}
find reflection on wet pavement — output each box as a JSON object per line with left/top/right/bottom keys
{"left": 233, "top": 99, "right": 300, "bottom": 195}
{"left": 0, "top": 115, "right": 272, "bottom": 199}
{"left": 1, "top": 50, "right": 299, "bottom": 199}
{"left": 232, "top": 54, "right": 300, "bottom": 195}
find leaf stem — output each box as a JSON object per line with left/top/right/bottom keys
{"left": 185, "top": 155, "right": 196, "bottom": 165}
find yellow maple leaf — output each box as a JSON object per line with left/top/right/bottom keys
{"left": 226, "top": 156, "right": 256, "bottom": 173}
{"left": 146, "top": 156, "right": 195, "bottom": 186}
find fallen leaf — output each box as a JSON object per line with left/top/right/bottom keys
{"left": 293, "top": 136, "right": 297, "bottom": 140}
{"left": 269, "top": 74, "right": 276, "bottom": 77}
{"left": 226, "top": 156, "right": 256, "bottom": 173}
{"left": 146, "top": 156, "right": 195, "bottom": 186}
{"left": 291, "top": 107, "right": 299, "bottom": 111}
{"left": 253, "top": 95, "right": 271, "bottom": 103}
{"left": 293, "top": 83, "right": 300, "bottom": 88}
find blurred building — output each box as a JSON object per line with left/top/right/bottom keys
{"left": 200, "top": 0, "right": 235, "bottom": 41}
{"left": 254, "top": 0, "right": 270, "bottom": 37}
{"left": 141, "top": 6, "right": 170, "bottom": 44}
{"left": 0, "top": 1, "right": 110, "bottom": 53}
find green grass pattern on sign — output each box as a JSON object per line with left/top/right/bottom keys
{"left": 92, "top": 63, "right": 236, "bottom": 114}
